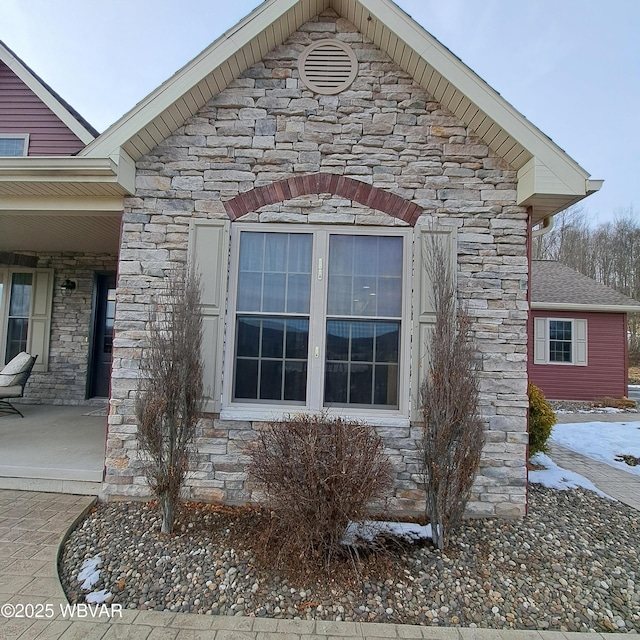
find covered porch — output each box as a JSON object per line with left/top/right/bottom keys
{"left": 0, "top": 404, "right": 106, "bottom": 495}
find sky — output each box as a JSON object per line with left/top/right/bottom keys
{"left": 1, "top": 0, "right": 638, "bottom": 224}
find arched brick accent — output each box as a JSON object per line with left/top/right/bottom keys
{"left": 223, "top": 174, "right": 423, "bottom": 226}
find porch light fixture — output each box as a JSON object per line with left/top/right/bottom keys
{"left": 60, "top": 278, "right": 76, "bottom": 294}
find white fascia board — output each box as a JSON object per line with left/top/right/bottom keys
{"left": 0, "top": 45, "right": 95, "bottom": 145}
{"left": 0, "top": 156, "right": 118, "bottom": 178}
{"left": 531, "top": 302, "right": 640, "bottom": 314}
{"left": 358, "top": 0, "right": 591, "bottom": 184}
{"left": 0, "top": 196, "right": 124, "bottom": 213}
{"left": 81, "top": 0, "right": 304, "bottom": 159}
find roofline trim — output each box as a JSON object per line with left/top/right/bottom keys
{"left": 80, "top": 0, "right": 305, "bottom": 159}
{"left": 531, "top": 302, "right": 640, "bottom": 314}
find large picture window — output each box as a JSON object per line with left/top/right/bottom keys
{"left": 228, "top": 226, "right": 409, "bottom": 414}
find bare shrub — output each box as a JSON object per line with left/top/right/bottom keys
{"left": 247, "top": 414, "right": 394, "bottom": 572}
{"left": 418, "top": 239, "right": 484, "bottom": 550}
{"left": 136, "top": 269, "right": 204, "bottom": 534}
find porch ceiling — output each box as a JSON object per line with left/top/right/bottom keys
{"left": 0, "top": 157, "right": 126, "bottom": 254}
{"left": 0, "top": 211, "right": 121, "bottom": 253}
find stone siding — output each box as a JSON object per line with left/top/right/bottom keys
{"left": 105, "top": 9, "right": 529, "bottom": 516}
{"left": 24, "top": 253, "right": 118, "bottom": 404}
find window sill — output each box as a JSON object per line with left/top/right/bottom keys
{"left": 220, "top": 406, "right": 410, "bottom": 428}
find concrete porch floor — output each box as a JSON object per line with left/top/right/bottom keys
{"left": 0, "top": 404, "right": 106, "bottom": 495}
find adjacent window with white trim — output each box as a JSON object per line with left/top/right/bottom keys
{"left": 225, "top": 225, "right": 411, "bottom": 417}
{"left": 0, "top": 134, "right": 29, "bottom": 156}
{"left": 533, "top": 317, "right": 587, "bottom": 366}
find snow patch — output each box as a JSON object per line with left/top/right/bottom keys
{"left": 77, "top": 555, "right": 102, "bottom": 590}
{"left": 85, "top": 589, "right": 112, "bottom": 604}
{"left": 529, "top": 453, "right": 613, "bottom": 500}
{"left": 345, "top": 520, "right": 433, "bottom": 545}
{"left": 550, "top": 421, "right": 640, "bottom": 477}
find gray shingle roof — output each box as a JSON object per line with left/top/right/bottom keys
{"left": 531, "top": 261, "right": 640, "bottom": 310}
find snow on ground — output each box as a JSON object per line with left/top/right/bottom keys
{"left": 85, "top": 589, "right": 112, "bottom": 604}
{"left": 529, "top": 453, "right": 613, "bottom": 499}
{"left": 77, "top": 555, "right": 102, "bottom": 590}
{"left": 550, "top": 421, "right": 640, "bottom": 477}
{"left": 344, "top": 520, "right": 433, "bottom": 545}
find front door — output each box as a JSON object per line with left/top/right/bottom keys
{"left": 88, "top": 273, "right": 116, "bottom": 398}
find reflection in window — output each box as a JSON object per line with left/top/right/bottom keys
{"left": 234, "top": 232, "right": 312, "bottom": 402}
{"left": 324, "top": 235, "right": 402, "bottom": 408}
{"left": 6, "top": 273, "right": 32, "bottom": 362}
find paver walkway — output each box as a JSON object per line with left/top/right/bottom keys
{"left": 552, "top": 412, "right": 640, "bottom": 511}
{"left": 2, "top": 426, "right": 638, "bottom": 640}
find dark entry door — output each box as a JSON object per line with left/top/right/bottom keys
{"left": 89, "top": 273, "right": 117, "bottom": 398}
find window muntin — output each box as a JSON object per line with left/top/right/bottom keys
{"left": 229, "top": 227, "right": 408, "bottom": 414}
{"left": 0, "top": 135, "right": 28, "bottom": 157}
{"left": 5, "top": 273, "right": 33, "bottom": 363}
{"left": 324, "top": 235, "right": 402, "bottom": 408}
{"left": 549, "top": 319, "right": 572, "bottom": 363}
{"left": 233, "top": 232, "right": 312, "bottom": 403}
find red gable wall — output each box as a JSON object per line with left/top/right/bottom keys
{"left": 0, "top": 60, "right": 86, "bottom": 155}
{"left": 529, "top": 310, "right": 628, "bottom": 401}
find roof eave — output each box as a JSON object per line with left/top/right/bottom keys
{"left": 0, "top": 153, "right": 135, "bottom": 197}
{"left": 81, "top": 0, "right": 599, "bottom": 217}
{"left": 531, "top": 302, "right": 640, "bottom": 314}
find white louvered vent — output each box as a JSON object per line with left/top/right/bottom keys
{"left": 298, "top": 40, "right": 358, "bottom": 95}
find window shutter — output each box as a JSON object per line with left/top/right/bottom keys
{"left": 28, "top": 268, "right": 54, "bottom": 372}
{"left": 574, "top": 319, "right": 588, "bottom": 366}
{"left": 533, "top": 317, "right": 548, "bottom": 365}
{"left": 189, "top": 219, "right": 230, "bottom": 413}
{"left": 410, "top": 223, "right": 457, "bottom": 421}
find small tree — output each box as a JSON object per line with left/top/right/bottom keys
{"left": 418, "top": 240, "right": 484, "bottom": 550}
{"left": 136, "top": 268, "right": 204, "bottom": 534}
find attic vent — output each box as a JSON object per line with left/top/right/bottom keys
{"left": 299, "top": 40, "right": 358, "bottom": 95}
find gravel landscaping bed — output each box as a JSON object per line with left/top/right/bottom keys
{"left": 59, "top": 485, "right": 639, "bottom": 633}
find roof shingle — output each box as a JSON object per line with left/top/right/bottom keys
{"left": 531, "top": 261, "right": 640, "bottom": 310}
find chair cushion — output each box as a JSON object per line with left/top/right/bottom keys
{"left": 1, "top": 352, "right": 32, "bottom": 376}
{"left": 0, "top": 385, "right": 24, "bottom": 397}
{"left": 0, "top": 352, "right": 33, "bottom": 387}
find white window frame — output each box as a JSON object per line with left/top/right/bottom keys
{"left": 533, "top": 317, "right": 588, "bottom": 366}
{"left": 220, "top": 223, "right": 413, "bottom": 426}
{"left": 0, "top": 134, "right": 29, "bottom": 156}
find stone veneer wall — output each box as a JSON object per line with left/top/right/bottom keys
{"left": 23, "top": 253, "right": 118, "bottom": 404}
{"left": 105, "top": 9, "right": 529, "bottom": 516}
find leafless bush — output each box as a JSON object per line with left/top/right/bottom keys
{"left": 247, "top": 414, "right": 394, "bottom": 573}
{"left": 136, "top": 269, "right": 204, "bottom": 534}
{"left": 418, "top": 240, "right": 484, "bottom": 550}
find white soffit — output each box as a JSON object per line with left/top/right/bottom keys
{"left": 80, "top": 0, "right": 599, "bottom": 217}
{"left": 0, "top": 213, "right": 121, "bottom": 253}
{"left": 0, "top": 42, "right": 96, "bottom": 145}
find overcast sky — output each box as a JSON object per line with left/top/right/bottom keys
{"left": 1, "top": 0, "right": 637, "bottom": 224}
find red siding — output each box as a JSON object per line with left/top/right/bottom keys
{"left": 0, "top": 61, "right": 85, "bottom": 155}
{"left": 528, "top": 310, "right": 628, "bottom": 400}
